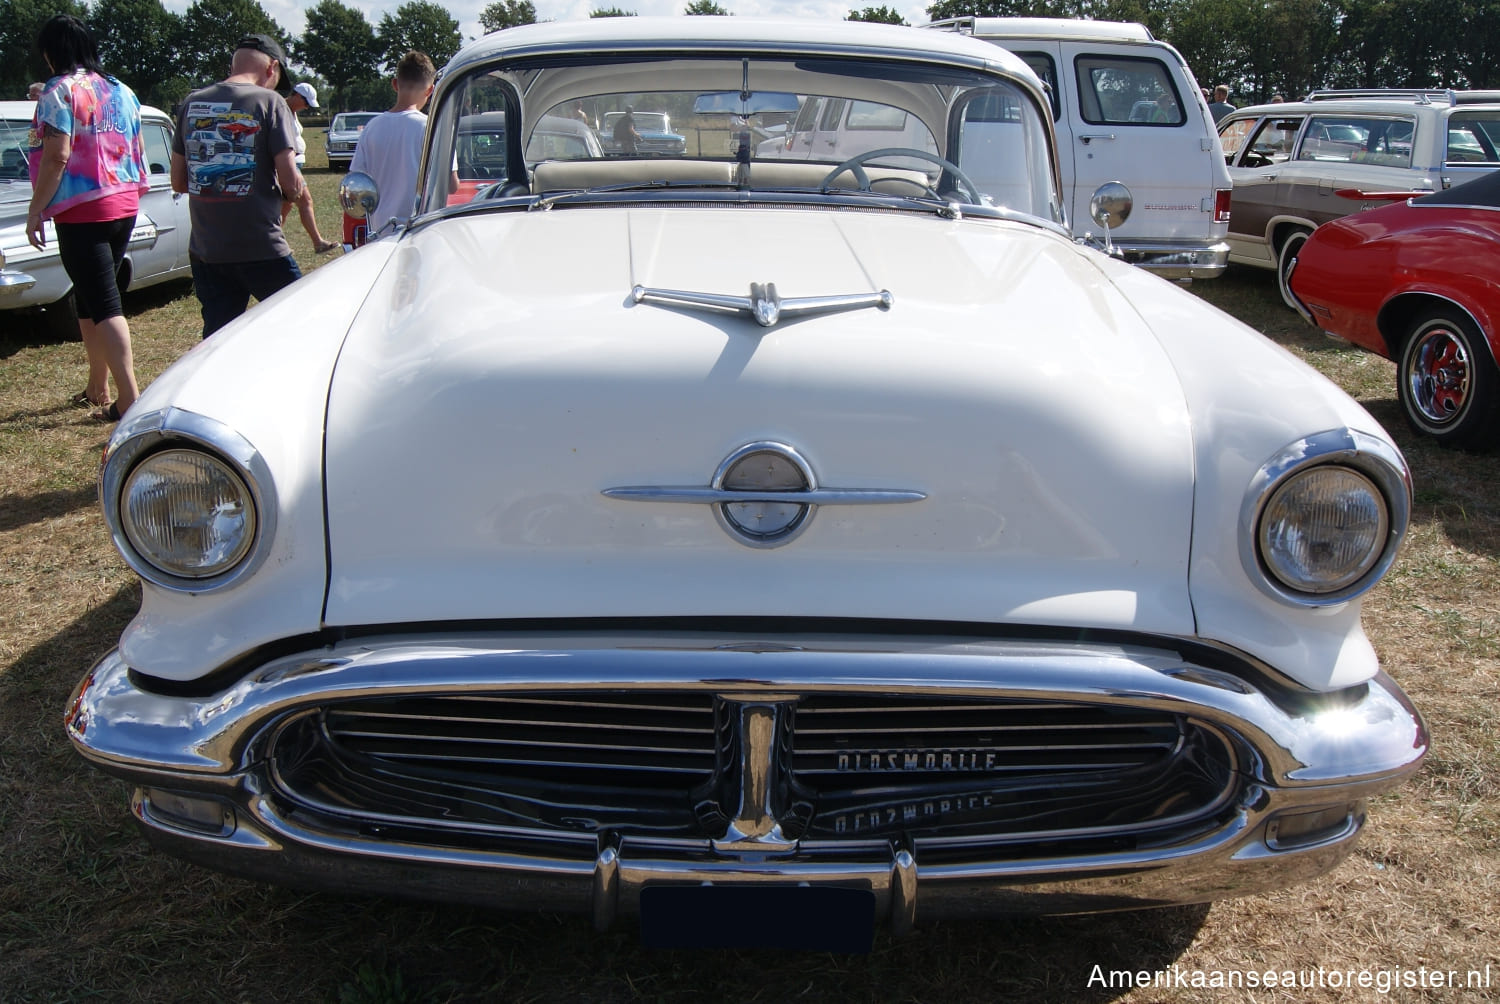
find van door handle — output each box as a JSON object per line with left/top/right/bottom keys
{"left": 1079, "top": 133, "right": 1116, "bottom": 144}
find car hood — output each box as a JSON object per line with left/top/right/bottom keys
{"left": 322, "top": 206, "right": 1202, "bottom": 634}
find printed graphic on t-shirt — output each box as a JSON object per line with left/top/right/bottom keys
{"left": 183, "top": 102, "right": 261, "bottom": 198}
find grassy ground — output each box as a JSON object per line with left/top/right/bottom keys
{"left": 2, "top": 148, "right": 1497, "bottom": 1001}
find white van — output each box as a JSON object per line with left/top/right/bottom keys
{"left": 924, "top": 17, "right": 1232, "bottom": 279}
{"left": 758, "top": 96, "right": 940, "bottom": 163}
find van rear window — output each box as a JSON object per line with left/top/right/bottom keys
{"left": 846, "top": 102, "right": 908, "bottom": 130}
{"left": 1075, "top": 55, "right": 1183, "bottom": 127}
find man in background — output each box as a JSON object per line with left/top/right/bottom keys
{"left": 1208, "top": 84, "right": 1236, "bottom": 124}
{"left": 171, "top": 33, "right": 305, "bottom": 338}
{"left": 348, "top": 50, "right": 439, "bottom": 239}
{"left": 284, "top": 81, "right": 337, "bottom": 253}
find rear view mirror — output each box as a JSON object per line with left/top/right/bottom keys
{"left": 693, "top": 91, "right": 801, "bottom": 115}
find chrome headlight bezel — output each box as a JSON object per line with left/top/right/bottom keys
{"left": 100, "top": 408, "right": 278, "bottom": 593}
{"left": 1240, "top": 429, "right": 1411, "bottom": 607}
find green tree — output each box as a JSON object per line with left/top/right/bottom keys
{"left": 847, "top": 6, "right": 907, "bottom": 23}
{"left": 589, "top": 6, "right": 638, "bottom": 14}
{"left": 377, "top": 1, "right": 463, "bottom": 73}
{"left": 683, "top": 0, "right": 730, "bottom": 13}
{"left": 177, "top": 0, "right": 284, "bottom": 84}
{"left": 90, "top": 0, "right": 181, "bottom": 103}
{"left": 924, "top": 0, "right": 1058, "bottom": 21}
{"left": 1452, "top": 0, "right": 1500, "bottom": 86}
{"left": 0, "top": 0, "right": 88, "bottom": 99}
{"left": 298, "top": 0, "right": 379, "bottom": 112}
{"left": 1155, "top": 0, "right": 1253, "bottom": 103}
{"left": 480, "top": 0, "right": 538, "bottom": 31}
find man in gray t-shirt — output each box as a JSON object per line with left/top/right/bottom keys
{"left": 171, "top": 33, "right": 306, "bottom": 338}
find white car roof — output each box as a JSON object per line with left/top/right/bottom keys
{"left": 927, "top": 16, "right": 1155, "bottom": 42}
{"left": 444, "top": 16, "right": 1038, "bottom": 83}
{"left": 3, "top": 99, "right": 170, "bottom": 122}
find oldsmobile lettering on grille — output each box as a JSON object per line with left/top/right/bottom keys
{"left": 838, "top": 749, "right": 1000, "bottom": 772}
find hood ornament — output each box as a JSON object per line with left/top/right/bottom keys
{"left": 603, "top": 442, "right": 924, "bottom": 548}
{"left": 632, "top": 282, "right": 893, "bottom": 328}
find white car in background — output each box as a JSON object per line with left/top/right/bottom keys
{"left": 0, "top": 100, "right": 191, "bottom": 337}
{"left": 68, "top": 18, "right": 1424, "bottom": 951}
{"left": 325, "top": 111, "right": 379, "bottom": 170}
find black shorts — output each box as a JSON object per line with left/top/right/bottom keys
{"left": 54, "top": 215, "right": 135, "bottom": 323}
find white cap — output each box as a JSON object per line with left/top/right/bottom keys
{"left": 293, "top": 81, "right": 319, "bottom": 108}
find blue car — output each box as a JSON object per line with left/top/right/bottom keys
{"left": 192, "top": 153, "right": 257, "bottom": 194}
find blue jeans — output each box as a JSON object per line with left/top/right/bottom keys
{"left": 191, "top": 255, "right": 302, "bottom": 339}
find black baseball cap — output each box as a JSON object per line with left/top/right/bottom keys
{"left": 236, "top": 33, "right": 293, "bottom": 95}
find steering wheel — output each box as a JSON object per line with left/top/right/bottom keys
{"left": 819, "top": 147, "right": 983, "bottom": 205}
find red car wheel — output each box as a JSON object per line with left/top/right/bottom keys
{"left": 1398, "top": 309, "right": 1500, "bottom": 449}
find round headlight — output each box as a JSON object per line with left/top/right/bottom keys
{"left": 121, "top": 449, "right": 257, "bottom": 579}
{"left": 1258, "top": 465, "right": 1389, "bottom": 594}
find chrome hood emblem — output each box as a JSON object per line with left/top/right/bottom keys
{"left": 603, "top": 441, "right": 925, "bottom": 548}
{"left": 631, "top": 282, "right": 893, "bottom": 328}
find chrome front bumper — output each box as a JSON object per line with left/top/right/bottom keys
{"left": 67, "top": 631, "right": 1426, "bottom": 929}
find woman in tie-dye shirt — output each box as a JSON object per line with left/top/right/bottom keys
{"left": 25, "top": 14, "right": 147, "bottom": 422}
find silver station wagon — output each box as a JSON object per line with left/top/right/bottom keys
{"left": 1219, "top": 88, "right": 1500, "bottom": 307}
{"left": 67, "top": 18, "right": 1425, "bottom": 952}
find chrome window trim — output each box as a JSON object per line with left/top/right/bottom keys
{"left": 100, "top": 407, "right": 279, "bottom": 594}
{"left": 1239, "top": 428, "right": 1411, "bottom": 607}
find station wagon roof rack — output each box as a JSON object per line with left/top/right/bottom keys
{"left": 1304, "top": 88, "right": 1500, "bottom": 106}
{"left": 924, "top": 16, "right": 1155, "bottom": 42}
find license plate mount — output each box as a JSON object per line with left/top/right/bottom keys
{"left": 638, "top": 884, "right": 876, "bottom": 952}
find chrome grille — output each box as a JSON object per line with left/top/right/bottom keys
{"left": 266, "top": 690, "right": 1235, "bottom": 846}
{"left": 269, "top": 693, "right": 718, "bottom": 837}
{"left": 790, "top": 695, "right": 1232, "bottom": 841}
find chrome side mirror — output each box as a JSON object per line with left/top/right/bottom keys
{"left": 1089, "top": 181, "right": 1133, "bottom": 230}
{"left": 339, "top": 171, "right": 379, "bottom": 219}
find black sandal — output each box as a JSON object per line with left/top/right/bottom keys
{"left": 90, "top": 402, "right": 121, "bottom": 423}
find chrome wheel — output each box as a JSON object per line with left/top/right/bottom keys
{"left": 1397, "top": 309, "right": 1500, "bottom": 449}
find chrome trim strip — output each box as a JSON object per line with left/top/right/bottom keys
{"left": 602, "top": 486, "right": 927, "bottom": 505}
{"left": 98, "top": 407, "right": 280, "bottom": 594}
{"left": 605, "top": 441, "right": 925, "bottom": 549}
{"left": 1239, "top": 428, "right": 1411, "bottom": 607}
{"left": 631, "top": 282, "right": 893, "bottom": 328}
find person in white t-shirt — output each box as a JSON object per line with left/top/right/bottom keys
{"left": 284, "top": 81, "right": 337, "bottom": 253}
{"left": 349, "top": 50, "right": 440, "bottom": 238}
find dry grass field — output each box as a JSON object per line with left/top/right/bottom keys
{"left": 2, "top": 145, "right": 1497, "bottom": 1002}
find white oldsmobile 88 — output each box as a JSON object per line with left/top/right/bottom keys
{"left": 67, "top": 18, "right": 1426, "bottom": 951}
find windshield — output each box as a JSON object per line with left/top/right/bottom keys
{"left": 333, "top": 114, "right": 378, "bottom": 133}
{"left": 2, "top": 116, "right": 30, "bottom": 182}
{"left": 420, "top": 52, "right": 1060, "bottom": 222}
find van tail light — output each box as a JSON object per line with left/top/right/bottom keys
{"left": 1214, "top": 189, "right": 1232, "bottom": 223}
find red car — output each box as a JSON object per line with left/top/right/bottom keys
{"left": 1287, "top": 171, "right": 1500, "bottom": 449}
